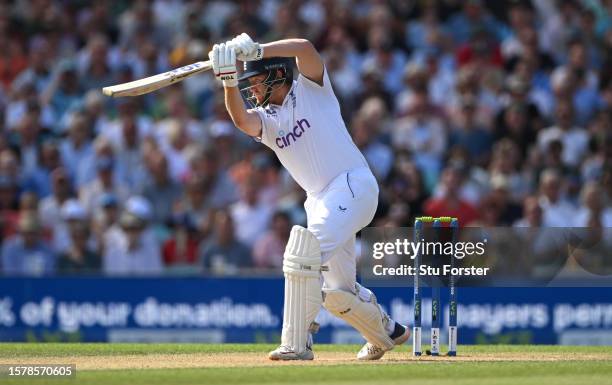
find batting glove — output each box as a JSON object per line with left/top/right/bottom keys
{"left": 208, "top": 43, "right": 238, "bottom": 87}
{"left": 230, "top": 33, "right": 264, "bottom": 62}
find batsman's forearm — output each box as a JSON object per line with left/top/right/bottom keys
{"left": 261, "top": 39, "right": 313, "bottom": 58}
{"left": 224, "top": 86, "right": 260, "bottom": 137}
{"left": 225, "top": 86, "right": 248, "bottom": 127}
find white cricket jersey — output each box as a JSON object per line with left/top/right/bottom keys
{"left": 253, "top": 67, "right": 369, "bottom": 194}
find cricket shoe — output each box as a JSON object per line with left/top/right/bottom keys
{"left": 268, "top": 345, "right": 314, "bottom": 361}
{"left": 357, "top": 323, "right": 410, "bottom": 360}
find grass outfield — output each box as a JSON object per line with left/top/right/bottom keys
{"left": 0, "top": 344, "right": 611, "bottom": 385}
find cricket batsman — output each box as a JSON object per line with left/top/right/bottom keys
{"left": 208, "top": 33, "right": 409, "bottom": 360}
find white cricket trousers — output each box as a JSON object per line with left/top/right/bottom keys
{"left": 304, "top": 167, "right": 378, "bottom": 292}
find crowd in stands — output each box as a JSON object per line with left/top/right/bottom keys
{"left": 0, "top": 0, "right": 611, "bottom": 276}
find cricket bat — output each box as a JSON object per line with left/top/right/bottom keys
{"left": 102, "top": 60, "right": 213, "bottom": 97}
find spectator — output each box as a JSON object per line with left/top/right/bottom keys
{"left": 538, "top": 99, "right": 590, "bottom": 169}
{"left": 448, "top": 94, "right": 493, "bottom": 166}
{"left": 11, "top": 37, "right": 53, "bottom": 94}
{"left": 230, "top": 176, "right": 272, "bottom": 248}
{"left": 486, "top": 175, "right": 523, "bottom": 226}
{"left": 102, "top": 197, "right": 162, "bottom": 275}
{"left": 105, "top": 106, "right": 149, "bottom": 194}
{"left": 57, "top": 221, "right": 101, "bottom": 274}
{"left": 1, "top": 213, "right": 55, "bottom": 276}
{"left": 39, "top": 168, "right": 73, "bottom": 228}
{"left": 424, "top": 165, "right": 480, "bottom": 225}
{"left": 253, "top": 211, "right": 291, "bottom": 269}
{"left": 514, "top": 195, "right": 543, "bottom": 228}
{"left": 384, "top": 155, "right": 426, "bottom": 225}
{"left": 24, "top": 141, "right": 62, "bottom": 198}
{"left": 79, "top": 156, "right": 129, "bottom": 215}
{"left": 188, "top": 146, "right": 239, "bottom": 208}
{"left": 537, "top": 169, "right": 576, "bottom": 227}
{"left": 53, "top": 199, "right": 91, "bottom": 254}
{"left": 351, "top": 115, "right": 393, "bottom": 181}
{"left": 10, "top": 104, "right": 45, "bottom": 176}
{"left": 392, "top": 90, "right": 446, "bottom": 189}
{"left": 361, "top": 26, "right": 407, "bottom": 96}
{"left": 0, "top": 174, "right": 20, "bottom": 239}
{"left": 141, "top": 152, "right": 183, "bottom": 224}
{"left": 574, "top": 182, "right": 612, "bottom": 227}
{"left": 162, "top": 213, "right": 201, "bottom": 271}
{"left": 158, "top": 119, "right": 193, "bottom": 181}
{"left": 200, "top": 210, "right": 251, "bottom": 274}
{"left": 178, "top": 173, "right": 215, "bottom": 235}
{"left": 91, "top": 193, "right": 120, "bottom": 254}
{"left": 447, "top": 0, "right": 502, "bottom": 45}
{"left": 42, "top": 61, "right": 82, "bottom": 132}
{"left": 59, "top": 112, "right": 94, "bottom": 183}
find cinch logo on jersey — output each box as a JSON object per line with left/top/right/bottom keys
{"left": 276, "top": 118, "right": 310, "bottom": 148}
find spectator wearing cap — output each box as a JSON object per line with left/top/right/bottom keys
{"left": 230, "top": 176, "right": 272, "bottom": 248}
{"left": 52, "top": 199, "right": 92, "bottom": 254}
{"left": 39, "top": 167, "right": 73, "bottom": 229}
{"left": 79, "top": 154, "right": 129, "bottom": 216}
{"left": 59, "top": 112, "right": 94, "bottom": 183}
{"left": 1, "top": 213, "right": 55, "bottom": 276}
{"left": 486, "top": 174, "right": 523, "bottom": 226}
{"left": 102, "top": 196, "right": 162, "bottom": 275}
{"left": 538, "top": 99, "right": 590, "bottom": 169}
{"left": 56, "top": 219, "right": 101, "bottom": 274}
{"left": 209, "top": 120, "right": 240, "bottom": 170}
{"left": 495, "top": 74, "right": 544, "bottom": 133}
{"left": 252, "top": 211, "right": 291, "bottom": 269}
{"left": 199, "top": 210, "right": 251, "bottom": 275}
{"left": 141, "top": 152, "right": 183, "bottom": 225}
{"left": 537, "top": 169, "right": 576, "bottom": 227}
{"left": 162, "top": 212, "right": 201, "bottom": 272}
{"left": 424, "top": 165, "right": 480, "bottom": 225}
